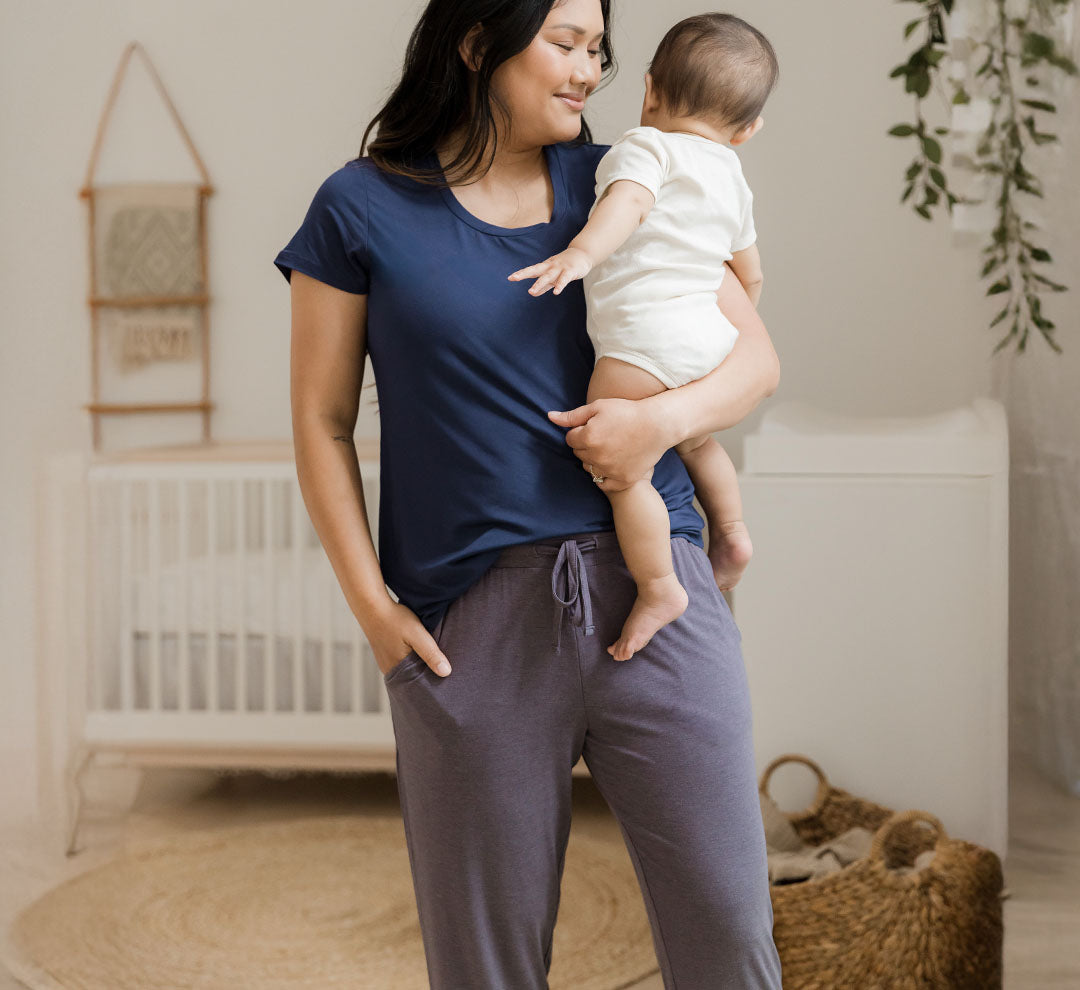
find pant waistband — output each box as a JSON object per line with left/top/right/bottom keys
{"left": 489, "top": 529, "right": 624, "bottom": 569}
{"left": 489, "top": 530, "right": 622, "bottom": 655}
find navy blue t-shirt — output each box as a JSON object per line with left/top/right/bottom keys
{"left": 274, "top": 141, "right": 705, "bottom": 634}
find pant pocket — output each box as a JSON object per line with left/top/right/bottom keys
{"left": 383, "top": 647, "right": 424, "bottom": 684}
{"left": 383, "top": 600, "right": 454, "bottom": 686}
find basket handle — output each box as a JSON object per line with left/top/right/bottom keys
{"left": 758, "top": 753, "right": 830, "bottom": 819}
{"left": 869, "top": 809, "right": 948, "bottom": 861}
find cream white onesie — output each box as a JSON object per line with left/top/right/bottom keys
{"left": 582, "top": 125, "right": 757, "bottom": 389}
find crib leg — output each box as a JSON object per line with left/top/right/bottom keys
{"left": 65, "top": 743, "right": 94, "bottom": 857}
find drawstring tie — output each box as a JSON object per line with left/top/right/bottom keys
{"left": 551, "top": 538, "right": 596, "bottom": 654}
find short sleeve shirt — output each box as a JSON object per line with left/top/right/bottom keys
{"left": 274, "top": 141, "right": 705, "bottom": 635}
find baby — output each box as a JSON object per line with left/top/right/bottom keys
{"left": 509, "top": 13, "right": 779, "bottom": 662}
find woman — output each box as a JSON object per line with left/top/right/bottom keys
{"left": 274, "top": 0, "right": 783, "bottom": 986}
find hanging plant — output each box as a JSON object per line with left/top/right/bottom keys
{"left": 888, "top": 0, "right": 1077, "bottom": 354}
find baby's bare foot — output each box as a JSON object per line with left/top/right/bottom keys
{"left": 707, "top": 519, "right": 753, "bottom": 591}
{"left": 608, "top": 573, "right": 688, "bottom": 662}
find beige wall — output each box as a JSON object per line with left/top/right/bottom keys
{"left": 4, "top": 0, "right": 1061, "bottom": 827}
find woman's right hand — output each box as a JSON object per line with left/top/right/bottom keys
{"left": 369, "top": 600, "right": 452, "bottom": 677}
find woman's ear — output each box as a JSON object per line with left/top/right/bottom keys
{"left": 458, "top": 22, "right": 484, "bottom": 73}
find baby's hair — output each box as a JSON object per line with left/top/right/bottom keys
{"left": 647, "top": 13, "right": 779, "bottom": 134}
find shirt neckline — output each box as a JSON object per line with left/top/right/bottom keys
{"left": 428, "top": 143, "right": 565, "bottom": 237}
{"left": 654, "top": 128, "right": 739, "bottom": 156}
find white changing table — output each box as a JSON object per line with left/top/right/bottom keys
{"left": 732, "top": 398, "right": 1009, "bottom": 858}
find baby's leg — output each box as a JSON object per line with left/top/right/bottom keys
{"left": 674, "top": 434, "right": 753, "bottom": 590}
{"left": 587, "top": 356, "right": 688, "bottom": 662}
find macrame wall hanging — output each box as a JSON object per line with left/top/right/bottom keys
{"left": 79, "top": 41, "right": 215, "bottom": 451}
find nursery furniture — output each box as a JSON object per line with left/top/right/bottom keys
{"left": 40, "top": 440, "right": 599, "bottom": 855}
{"left": 735, "top": 398, "right": 1010, "bottom": 858}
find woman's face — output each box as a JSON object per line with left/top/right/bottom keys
{"left": 487, "top": 0, "right": 606, "bottom": 149}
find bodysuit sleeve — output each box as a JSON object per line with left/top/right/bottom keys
{"left": 731, "top": 188, "right": 757, "bottom": 252}
{"left": 592, "top": 126, "right": 670, "bottom": 202}
{"left": 274, "top": 164, "right": 371, "bottom": 295}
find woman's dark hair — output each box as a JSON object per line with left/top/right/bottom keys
{"left": 647, "top": 13, "right": 778, "bottom": 134}
{"left": 357, "top": 0, "right": 617, "bottom": 187}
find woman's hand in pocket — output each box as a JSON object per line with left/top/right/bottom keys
{"left": 368, "top": 600, "right": 452, "bottom": 678}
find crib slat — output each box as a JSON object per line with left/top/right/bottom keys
{"left": 291, "top": 485, "right": 304, "bottom": 714}
{"left": 321, "top": 524, "right": 334, "bottom": 713}
{"left": 358, "top": 613, "right": 371, "bottom": 712}
{"left": 207, "top": 479, "right": 219, "bottom": 712}
{"left": 87, "top": 476, "right": 103, "bottom": 714}
{"left": 148, "top": 478, "right": 162, "bottom": 711}
{"left": 178, "top": 480, "right": 190, "bottom": 713}
{"left": 236, "top": 479, "right": 247, "bottom": 713}
{"left": 119, "top": 480, "right": 133, "bottom": 712}
{"left": 263, "top": 479, "right": 275, "bottom": 715}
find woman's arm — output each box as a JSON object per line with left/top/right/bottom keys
{"left": 547, "top": 263, "right": 779, "bottom": 486}
{"left": 290, "top": 271, "right": 451, "bottom": 675}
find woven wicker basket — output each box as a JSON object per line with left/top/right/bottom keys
{"left": 758, "top": 753, "right": 1005, "bottom": 990}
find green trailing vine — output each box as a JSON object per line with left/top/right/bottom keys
{"left": 888, "top": 0, "right": 1077, "bottom": 354}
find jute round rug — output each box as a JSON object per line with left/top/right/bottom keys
{"left": 3, "top": 815, "right": 658, "bottom": 989}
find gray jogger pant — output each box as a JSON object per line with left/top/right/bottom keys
{"left": 383, "top": 529, "right": 783, "bottom": 990}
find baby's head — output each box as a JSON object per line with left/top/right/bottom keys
{"left": 642, "top": 13, "right": 779, "bottom": 146}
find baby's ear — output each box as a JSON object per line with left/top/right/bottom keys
{"left": 731, "top": 116, "right": 765, "bottom": 147}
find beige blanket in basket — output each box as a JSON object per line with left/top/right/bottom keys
{"left": 760, "top": 792, "right": 937, "bottom": 885}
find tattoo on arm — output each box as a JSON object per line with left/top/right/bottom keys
{"left": 331, "top": 435, "right": 355, "bottom": 444}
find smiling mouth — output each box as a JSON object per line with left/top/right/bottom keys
{"left": 556, "top": 94, "right": 585, "bottom": 111}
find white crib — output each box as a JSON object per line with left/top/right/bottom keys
{"left": 39, "top": 440, "right": 409, "bottom": 854}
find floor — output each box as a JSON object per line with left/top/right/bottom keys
{"left": 1, "top": 749, "right": 1078, "bottom": 989}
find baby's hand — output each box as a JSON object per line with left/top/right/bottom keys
{"left": 507, "top": 247, "right": 593, "bottom": 296}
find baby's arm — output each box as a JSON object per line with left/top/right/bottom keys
{"left": 728, "top": 242, "right": 764, "bottom": 309}
{"left": 507, "top": 179, "right": 656, "bottom": 296}
{"left": 569, "top": 180, "right": 656, "bottom": 269}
